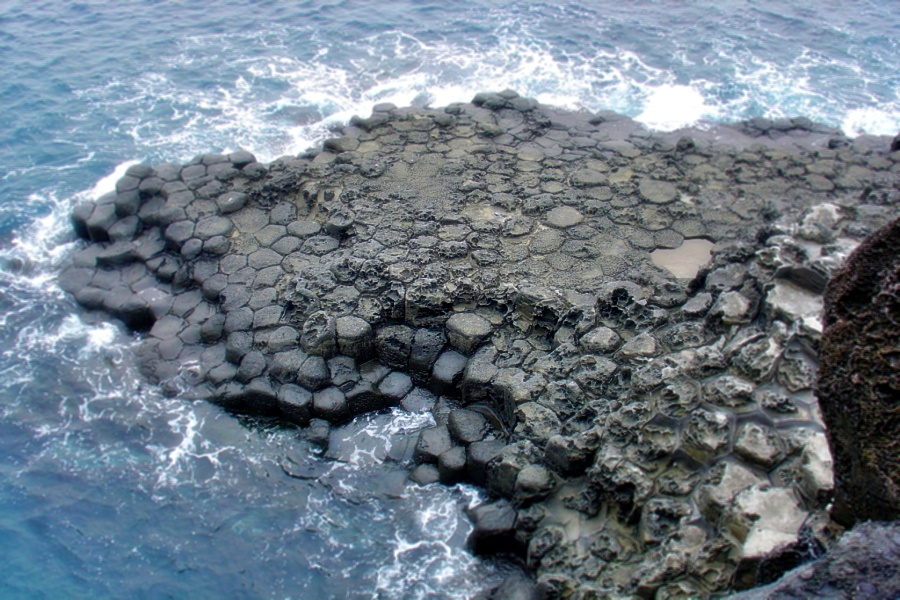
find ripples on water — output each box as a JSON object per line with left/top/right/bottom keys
{"left": 0, "top": 0, "right": 897, "bottom": 597}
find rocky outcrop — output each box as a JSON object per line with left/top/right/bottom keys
{"left": 817, "top": 217, "right": 900, "bottom": 526}
{"left": 57, "top": 91, "right": 900, "bottom": 597}
{"left": 728, "top": 521, "right": 900, "bottom": 599}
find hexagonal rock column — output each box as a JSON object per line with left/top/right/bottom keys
{"left": 445, "top": 312, "right": 492, "bottom": 354}
{"left": 817, "top": 217, "right": 900, "bottom": 525}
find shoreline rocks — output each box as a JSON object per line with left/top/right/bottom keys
{"left": 57, "top": 92, "right": 899, "bottom": 598}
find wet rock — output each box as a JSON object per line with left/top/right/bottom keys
{"left": 345, "top": 381, "right": 382, "bottom": 414}
{"left": 409, "top": 464, "right": 440, "bottom": 485}
{"left": 467, "top": 440, "right": 506, "bottom": 486}
{"left": 71, "top": 202, "right": 96, "bottom": 239}
{"left": 85, "top": 202, "right": 118, "bottom": 242}
{"left": 313, "top": 386, "right": 349, "bottom": 423}
{"left": 448, "top": 409, "right": 489, "bottom": 444}
{"left": 228, "top": 150, "right": 256, "bottom": 169}
{"left": 277, "top": 384, "right": 312, "bottom": 426}
{"left": 327, "top": 355, "right": 360, "bottom": 391}
{"left": 242, "top": 377, "right": 278, "bottom": 413}
{"left": 408, "top": 328, "right": 447, "bottom": 384}
{"left": 58, "top": 96, "right": 900, "bottom": 598}
{"left": 478, "top": 574, "right": 539, "bottom": 600}
{"left": 429, "top": 349, "right": 468, "bottom": 395}
{"left": 378, "top": 371, "right": 413, "bottom": 404}
{"left": 303, "top": 418, "right": 331, "bottom": 447}
{"left": 414, "top": 425, "right": 452, "bottom": 464}
{"left": 467, "top": 500, "right": 521, "bottom": 556}
{"left": 296, "top": 355, "right": 330, "bottom": 391}
{"left": 438, "top": 446, "right": 467, "bottom": 483}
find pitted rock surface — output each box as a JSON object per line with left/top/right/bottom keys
{"left": 818, "top": 217, "right": 900, "bottom": 526}
{"left": 58, "top": 92, "right": 900, "bottom": 598}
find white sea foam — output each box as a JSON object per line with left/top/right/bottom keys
{"left": 71, "top": 17, "right": 897, "bottom": 179}
{"left": 842, "top": 107, "right": 900, "bottom": 137}
{"left": 3, "top": 8, "right": 894, "bottom": 594}
{"left": 374, "top": 483, "right": 493, "bottom": 600}
{"left": 325, "top": 406, "right": 434, "bottom": 467}
{"left": 635, "top": 84, "right": 721, "bottom": 131}
{"left": 90, "top": 160, "right": 139, "bottom": 199}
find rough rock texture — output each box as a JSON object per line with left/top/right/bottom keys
{"left": 729, "top": 521, "right": 900, "bottom": 600}
{"left": 817, "top": 217, "right": 900, "bottom": 526}
{"left": 57, "top": 91, "right": 900, "bottom": 598}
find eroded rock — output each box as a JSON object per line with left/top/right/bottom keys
{"left": 55, "top": 95, "right": 900, "bottom": 598}
{"left": 818, "top": 217, "right": 900, "bottom": 525}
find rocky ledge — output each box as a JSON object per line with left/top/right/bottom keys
{"left": 57, "top": 91, "right": 899, "bottom": 598}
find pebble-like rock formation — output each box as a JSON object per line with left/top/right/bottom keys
{"left": 57, "top": 91, "right": 899, "bottom": 598}
{"left": 818, "top": 217, "right": 900, "bottom": 526}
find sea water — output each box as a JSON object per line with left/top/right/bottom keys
{"left": 0, "top": 1, "right": 897, "bottom": 597}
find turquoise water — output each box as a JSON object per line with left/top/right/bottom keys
{"left": 0, "top": 1, "right": 897, "bottom": 597}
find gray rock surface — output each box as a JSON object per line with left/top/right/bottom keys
{"left": 57, "top": 93, "right": 900, "bottom": 598}
{"left": 729, "top": 521, "right": 900, "bottom": 600}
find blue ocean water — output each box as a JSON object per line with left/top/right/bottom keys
{"left": 0, "top": 1, "right": 897, "bottom": 597}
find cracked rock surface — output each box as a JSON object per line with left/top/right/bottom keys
{"left": 58, "top": 91, "right": 900, "bottom": 598}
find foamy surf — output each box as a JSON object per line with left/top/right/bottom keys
{"left": 73, "top": 22, "right": 897, "bottom": 175}
{"left": 0, "top": 1, "right": 897, "bottom": 596}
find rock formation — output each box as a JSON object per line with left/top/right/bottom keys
{"left": 728, "top": 520, "right": 900, "bottom": 599}
{"left": 817, "top": 217, "right": 900, "bottom": 525}
{"left": 57, "top": 91, "right": 899, "bottom": 597}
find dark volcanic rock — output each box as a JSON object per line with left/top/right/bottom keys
{"left": 467, "top": 499, "right": 521, "bottom": 556}
{"left": 448, "top": 409, "right": 489, "bottom": 444}
{"left": 414, "top": 425, "right": 452, "bottom": 464}
{"left": 729, "top": 521, "right": 900, "bottom": 600}
{"left": 817, "top": 217, "right": 900, "bottom": 525}
{"left": 55, "top": 92, "right": 900, "bottom": 599}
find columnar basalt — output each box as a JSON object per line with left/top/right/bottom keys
{"left": 58, "top": 92, "right": 899, "bottom": 598}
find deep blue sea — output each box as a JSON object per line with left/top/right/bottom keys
{"left": 0, "top": 1, "right": 897, "bottom": 598}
